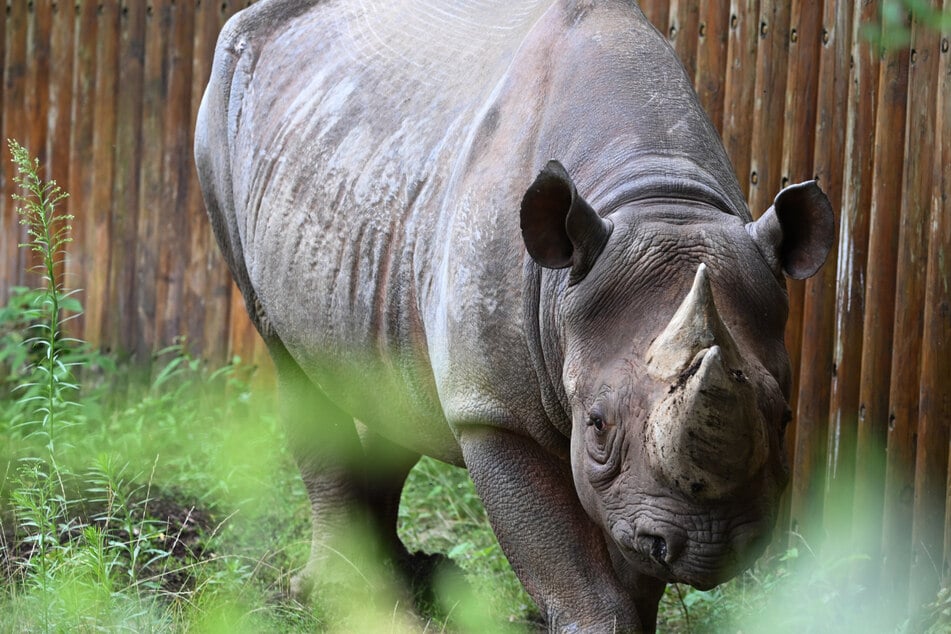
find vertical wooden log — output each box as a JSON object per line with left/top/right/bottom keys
{"left": 156, "top": 0, "right": 195, "bottom": 349}
{"left": 26, "top": 1, "right": 50, "bottom": 187}
{"left": 747, "top": 0, "right": 790, "bottom": 216}
{"left": 66, "top": 2, "right": 102, "bottom": 345}
{"left": 881, "top": 5, "right": 940, "bottom": 611}
{"left": 823, "top": 0, "right": 881, "bottom": 550}
{"left": 722, "top": 0, "right": 759, "bottom": 202}
{"left": 192, "top": 0, "right": 232, "bottom": 365}
{"left": 771, "top": 0, "right": 822, "bottom": 542}
{"left": 937, "top": 25, "right": 951, "bottom": 593}
{"left": 86, "top": 0, "right": 122, "bottom": 352}
{"left": 47, "top": 1, "right": 74, "bottom": 184}
{"left": 908, "top": 1, "right": 949, "bottom": 611}
{"left": 4, "top": 2, "right": 28, "bottom": 289}
{"left": 667, "top": 0, "right": 700, "bottom": 80}
{"left": 228, "top": 281, "right": 255, "bottom": 365}
{"left": 22, "top": 2, "right": 52, "bottom": 290}
{"left": 790, "top": 0, "right": 851, "bottom": 548}
{"left": 853, "top": 10, "right": 910, "bottom": 590}
{"left": 0, "top": 3, "right": 16, "bottom": 305}
{"left": 642, "top": 0, "right": 671, "bottom": 36}
{"left": 778, "top": 0, "right": 820, "bottom": 158}
{"left": 134, "top": 0, "right": 169, "bottom": 364}
{"left": 48, "top": 0, "right": 75, "bottom": 298}
{"left": 106, "top": 0, "right": 146, "bottom": 359}
{"left": 695, "top": 0, "right": 730, "bottom": 133}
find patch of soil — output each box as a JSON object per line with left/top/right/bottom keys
{"left": 136, "top": 492, "right": 217, "bottom": 592}
{"left": 0, "top": 484, "right": 217, "bottom": 594}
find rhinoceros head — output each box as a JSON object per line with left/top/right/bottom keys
{"left": 520, "top": 161, "right": 833, "bottom": 589}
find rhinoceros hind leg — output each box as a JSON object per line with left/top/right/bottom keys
{"left": 394, "top": 550, "right": 467, "bottom": 617}
{"left": 268, "top": 341, "right": 427, "bottom": 606}
{"left": 356, "top": 426, "right": 421, "bottom": 561}
{"left": 356, "top": 427, "right": 468, "bottom": 615}
{"left": 264, "top": 340, "right": 364, "bottom": 602}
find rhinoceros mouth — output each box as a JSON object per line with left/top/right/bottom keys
{"left": 668, "top": 546, "right": 751, "bottom": 589}
{"left": 666, "top": 523, "right": 771, "bottom": 589}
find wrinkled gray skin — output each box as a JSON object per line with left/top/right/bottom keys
{"left": 195, "top": 0, "right": 834, "bottom": 631}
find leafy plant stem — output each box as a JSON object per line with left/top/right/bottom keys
{"left": 9, "top": 139, "right": 74, "bottom": 465}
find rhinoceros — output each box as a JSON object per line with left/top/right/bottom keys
{"left": 195, "top": 0, "right": 834, "bottom": 630}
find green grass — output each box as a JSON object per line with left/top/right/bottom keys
{"left": 8, "top": 355, "right": 944, "bottom": 633}
{"left": 0, "top": 339, "right": 532, "bottom": 631}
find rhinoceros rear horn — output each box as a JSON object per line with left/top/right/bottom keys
{"left": 520, "top": 160, "right": 612, "bottom": 283}
{"left": 746, "top": 180, "right": 835, "bottom": 280}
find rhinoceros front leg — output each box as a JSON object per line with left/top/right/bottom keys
{"left": 459, "top": 426, "right": 664, "bottom": 633}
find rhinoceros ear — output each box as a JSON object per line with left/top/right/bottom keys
{"left": 520, "top": 160, "right": 613, "bottom": 282}
{"left": 746, "top": 180, "right": 835, "bottom": 280}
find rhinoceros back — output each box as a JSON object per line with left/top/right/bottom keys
{"left": 228, "top": 0, "right": 553, "bottom": 316}
{"left": 199, "top": 0, "right": 557, "bottom": 459}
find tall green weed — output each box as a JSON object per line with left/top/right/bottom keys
{"left": 0, "top": 142, "right": 181, "bottom": 631}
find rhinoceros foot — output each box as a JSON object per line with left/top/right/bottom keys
{"left": 287, "top": 546, "right": 469, "bottom": 620}
{"left": 395, "top": 551, "right": 467, "bottom": 616}
{"left": 288, "top": 566, "right": 316, "bottom": 605}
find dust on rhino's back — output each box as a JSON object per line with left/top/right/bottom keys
{"left": 230, "top": 0, "right": 552, "bottom": 329}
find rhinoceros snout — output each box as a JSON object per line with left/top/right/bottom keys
{"left": 611, "top": 513, "right": 772, "bottom": 587}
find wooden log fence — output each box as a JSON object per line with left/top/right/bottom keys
{"left": 0, "top": 0, "right": 948, "bottom": 621}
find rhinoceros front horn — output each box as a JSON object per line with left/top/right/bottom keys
{"left": 645, "top": 264, "right": 767, "bottom": 500}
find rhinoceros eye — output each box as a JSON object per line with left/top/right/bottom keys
{"left": 587, "top": 412, "right": 606, "bottom": 432}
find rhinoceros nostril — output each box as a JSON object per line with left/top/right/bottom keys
{"left": 635, "top": 532, "right": 670, "bottom": 564}
{"left": 649, "top": 535, "right": 668, "bottom": 562}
